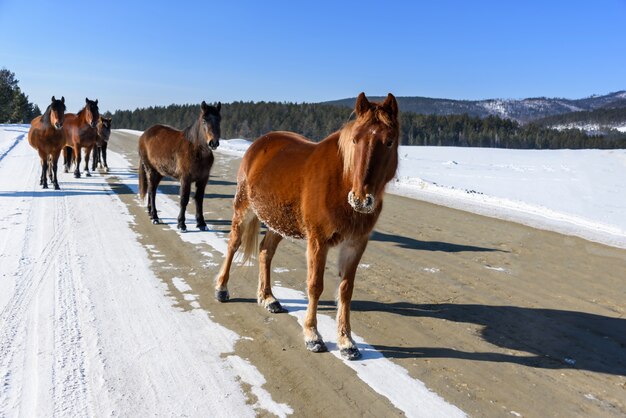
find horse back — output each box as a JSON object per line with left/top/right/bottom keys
{"left": 242, "top": 131, "right": 314, "bottom": 185}
{"left": 139, "top": 124, "right": 207, "bottom": 180}
{"left": 63, "top": 113, "right": 96, "bottom": 146}
{"left": 241, "top": 131, "right": 344, "bottom": 239}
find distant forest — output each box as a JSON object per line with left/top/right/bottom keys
{"left": 108, "top": 101, "right": 626, "bottom": 149}
{"left": 535, "top": 106, "right": 626, "bottom": 127}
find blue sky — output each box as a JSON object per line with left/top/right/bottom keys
{"left": 1, "top": 0, "right": 625, "bottom": 113}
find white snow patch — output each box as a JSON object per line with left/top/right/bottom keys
{"left": 272, "top": 285, "right": 466, "bottom": 418}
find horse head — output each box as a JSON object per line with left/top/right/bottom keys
{"left": 200, "top": 101, "right": 221, "bottom": 150}
{"left": 84, "top": 97, "right": 100, "bottom": 128}
{"left": 97, "top": 116, "right": 112, "bottom": 144}
{"left": 340, "top": 93, "right": 399, "bottom": 214}
{"left": 49, "top": 96, "right": 66, "bottom": 130}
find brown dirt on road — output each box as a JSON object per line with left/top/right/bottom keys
{"left": 109, "top": 130, "right": 626, "bottom": 417}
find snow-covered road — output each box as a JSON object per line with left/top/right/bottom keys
{"left": 0, "top": 126, "right": 290, "bottom": 417}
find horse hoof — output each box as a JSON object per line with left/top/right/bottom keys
{"left": 215, "top": 290, "right": 230, "bottom": 302}
{"left": 85, "top": 172, "right": 91, "bottom": 177}
{"left": 266, "top": 301, "right": 287, "bottom": 313}
{"left": 74, "top": 172, "right": 81, "bottom": 178}
{"left": 42, "top": 184, "right": 48, "bottom": 189}
{"left": 178, "top": 225, "right": 187, "bottom": 233}
{"left": 340, "top": 346, "right": 362, "bottom": 360}
{"left": 54, "top": 184, "right": 60, "bottom": 190}
{"left": 152, "top": 219, "right": 160, "bottom": 225}
{"left": 64, "top": 168, "right": 68, "bottom": 173}
{"left": 197, "top": 224, "right": 208, "bottom": 231}
{"left": 305, "top": 340, "right": 328, "bottom": 353}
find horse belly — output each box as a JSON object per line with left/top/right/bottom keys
{"left": 251, "top": 195, "right": 305, "bottom": 239}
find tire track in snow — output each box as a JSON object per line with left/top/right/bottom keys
{"left": 0, "top": 134, "right": 92, "bottom": 416}
{"left": 0, "top": 148, "right": 69, "bottom": 412}
{"left": 51, "top": 195, "right": 91, "bottom": 417}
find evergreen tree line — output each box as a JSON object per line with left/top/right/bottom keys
{"left": 0, "top": 68, "right": 41, "bottom": 123}
{"left": 110, "top": 101, "right": 626, "bottom": 149}
{"left": 534, "top": 106, "right": 626, "bottom": 127}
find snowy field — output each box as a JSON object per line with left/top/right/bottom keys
{"left": 2, "top": 124, "right": 625, "bottom": 417}
{"left": 218, "top": 137, "right": 626, "bottom": 249}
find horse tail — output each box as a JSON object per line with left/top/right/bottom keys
{"left": 138, "top": 159, "right": 147, "bottom": 202}
{"left": 240, "top": 209, "right": 260, "bottom": 265}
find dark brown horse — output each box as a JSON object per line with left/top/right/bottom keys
{"left": 92, "top": 116, "right": 112, "bottom": 172}
{"left": 63, "top": 98, "right": 100, "bottom": 177}
{"left": 27, "top": 96, "right": 66, "bottom": 189}
{"left": 138, "top": 101, "right": 221, "bottom": 232}
{"left": 215, "top": 93, "right": 399, "bottom": 360}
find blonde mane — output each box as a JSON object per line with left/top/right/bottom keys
{"left": 337, "top": 106, "right": 398, "bottom": 177}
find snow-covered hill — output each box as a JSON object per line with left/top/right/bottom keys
{"left": 325, "top": 90, "right": 626, "bottom": 123}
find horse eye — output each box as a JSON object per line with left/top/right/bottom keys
{"left": 352, "top": 138, "right": 356, "bottom": 144}
{"left": 202, "top": 120, "right": 207, "bottom": 125}
{"left": 386, "top": 140, "right": 394, "bottom": 148}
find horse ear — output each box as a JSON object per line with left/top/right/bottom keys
{"left": 216, "top": 102, "right": 221, "bottom": 112}
{"left": 355, "top": 92, "right": 370, "bottom": 116}
{"left": 86, "top": 97, "right": 89, "bottom": 103}
{"left": 382, "top": 93, "right": 398, "bottom": 118}
{"left": 201, "top": 101, "right": 208, "bottom": 111}
{"left": 95, "top": 99, "right": 98, "bottom": 105}
{"left": 52, "top": 96, "right": 56, "bottom": 102}
{"left": 61, "top": 96, "right": 65, "bottom": 104}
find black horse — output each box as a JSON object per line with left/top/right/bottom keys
{"left": 92, "top": 116, "right": 112, "bottom": 172}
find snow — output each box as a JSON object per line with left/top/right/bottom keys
{"left": 552, "top": 122, "right": 626, "bottom": 134}
{"left": 3, "top": 124, "right": 626, "bottom": 416}
{"left": 0, "top": 126, "right": 285, "bottom": 417}
{"left": 219, "top": 138, "right": 626, "bottom": 249}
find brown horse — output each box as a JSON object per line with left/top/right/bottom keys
{"left": 63, "top": 98, "right": 100, "bottom": 178}
{"left": 27, "top": 96, "right": 67, "bottom": 189}
{"left": 92, "top": 116, "right": 112, "bottom": 172}
{"left": 138, "top": 101, "right": 221, "bottom": 232}
{"left": 215, "top": 93, "right": 399, "bottom": 360}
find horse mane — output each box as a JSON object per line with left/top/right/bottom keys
{"left": 338, "top": 106, "right": 398, "bottom": 177}
{"left": 183, "top": 116, "right": 206, "bottom": 147}
{"left": 41, "top": 104, "right": 53, "bottom": 127}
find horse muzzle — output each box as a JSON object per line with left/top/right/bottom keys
{"left": 209, "top": 140, "right": 219, "bottom": 150}
{"left": 348, "top": 191, "right": 375, "bottom": 214}
{"left": 54, "top": 122, "right": 63, "bottom": 130}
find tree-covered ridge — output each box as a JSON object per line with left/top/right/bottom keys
{"left": 0, "top": 68, "right": 41, "bottom": 123}
{"left": 534, "top": 106, "right": 626, "bottom": 127}
{"left": 110, "top": 101, "right": 626, "bottom": 149}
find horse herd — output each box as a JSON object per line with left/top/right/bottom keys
{"left": 27, "top": 92, "right": 400, "bottom": 360}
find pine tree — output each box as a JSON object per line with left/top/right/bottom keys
{"left": 0, "top": 68, "right": 19, "bottom": 122}
{"left": 11, "top": 87, "right": 30, "bottom": 123}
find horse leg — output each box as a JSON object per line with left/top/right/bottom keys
{"left": 177, "top": 178, "right": 191, "bottom": 232}
{"left": 73, "top": 145, "right": 81, "bottom": 178}
{"left": 39, "top": 152, "right": 49, "bottom": 189}
{"left": 51, "top": 149, "right": 62, "bottom": 190}
{"left": 258, "top": 231, "right": 286, "bottom": 313}
{"left": 335, "top": 237, "right": 369, "bottom": 360}
{"left": 63, "top": 146, "right": 72, "bottom": 173}
{"left": 92, "top": 146, "right": 99, "bottom": 171}
{"left": 147, "top": 170, "right": 162, "bottom": 224}
{"left": 194, "top": 178, "right": 208, "bottom": 230}
{"left": 303, "top": 238, "right": 330, "bottom": 353}
{"left": 102, "top": 143, "right": 108, "bottom": 172}
{"left": 215, "top": 200, "right": 251, "bottom": 302}
{"left": 47, "top": 156, "right": 54, "bottom": 184}
{"left": 83, "top": 146, "right": 92, "bottom": 177}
